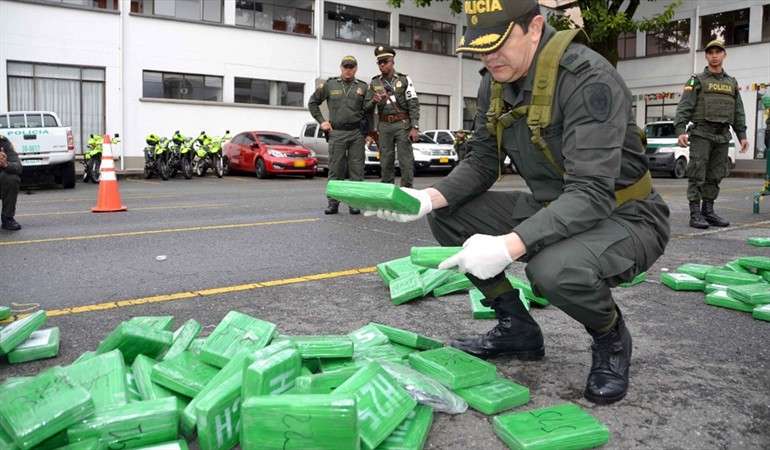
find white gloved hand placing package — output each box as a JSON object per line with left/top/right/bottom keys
{"left": 363, "top": 187, "right": 433, "bottom": 222}
{"left": 438, "top": 233, "right": 513, "bottom": 280}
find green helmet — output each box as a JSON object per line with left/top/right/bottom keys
{"left": 146, "top": 133, "right": 160, "bottom": 145}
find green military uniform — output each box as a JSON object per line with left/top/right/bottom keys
{"left": 454, "top": 131, "right": 470, "bottom": 160}
{"left": 431, "top": 24, "right": 670, "bottom": 332}
{"left": 365, "top": 46, "right": 420, "bottom": 187}
{"left": 674, "top": 66, "right": 746, "bottom": 203}
{"left": 0, "top": 134, "right": 22, "bottom": 227}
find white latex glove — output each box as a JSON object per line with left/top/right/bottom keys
{"left": 438, "top": 234, "right": 513, "bottom": 280}
{"left": 363, "top": 187, "right": 433, "bottom": 222}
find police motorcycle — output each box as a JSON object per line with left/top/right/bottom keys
{"left": 193, "top": 130, "right": 230, "bottom": 178}
{"left": 82, "top": 133, "right": 120, "bottom": 183}
{"left": 164, "top": 130, "right": 187, "bottom": 179}
{"left": 143, "top": 133, "right": 170, "bottom": 180}
{"left": 178, "top": 134, "right": 197, "bottom": 180}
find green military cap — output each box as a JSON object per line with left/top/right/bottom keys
{"left": 457, "top": 0, "right": 540, "bottom": 53}
{"left": 704, "top": 39, "right": 726, "bottom": 51}
{"left": 374, "top": 45, "right": 396, "bottom": 60}
{"left": 341, "top": 55, "right": 357, "bottom": 66}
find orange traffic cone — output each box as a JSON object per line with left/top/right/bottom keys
{"left": 92, "top": 134, "right": 127, "bottom": 213}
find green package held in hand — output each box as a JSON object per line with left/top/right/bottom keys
{"left": 65, "top": 349, "right": 129, "bottom": 412}
{"left": 704, "top": 290, "right": 754, "bottom": 313}
{"left": 753, "top": 303, "right": 770, "bottom": 321}
{"left": 151, "top": 351, "right": 219, "bottom": 397}
{"left": 493, "top": 403, "right": 610, "bottom": 450}
{"left": 390, "top": 273, "right": 425, "bottom": 305}
{"left": 326, "top": 180, "right": 420, "bottom": 214}
{"left": 455, "top": 377, "right": 529, "bottom": 415}
{"left": 618, "top": 271, "right": 647, "bottom": 288}
{"left": 349, "top": 324, "right": 391, "bottom": 350}
{"left": 747, "top": 237, "right": 770, "bottom": 247}
{"left": 67, "top": 397, "right": 178, "bottom": 450}
{"left": 727, "top": 283, "right": 770, "bottom": 305}
{"left": 0, "top": 368, "right": 95, "bottom": 450}
{"left": 432, "top": 273, "right": 473, "bottom": 297}
{"left": 128, "top": 315, "right": 175, "bottom": 330}
{"left": 704, "top": 269, "right": 762, "bottom": 286}
{"left": 242, "top": 347, "right": 301, "bottom": 397}
{"left": 675, "top": 263, "right": 715, "bottom": 280}
{"left": 163, "top": 319, "right": 202, "bottom": 361}
{"left": 200, "top": 310, "right": 276, "bottom": 368}
{"left": 0, "top": 306, "right": 10, "bottom": 321}
{"left": 7, "top": 327, "right": 60, "bottom": 364}
{"left": 96, "top": 322, "right": 173, "bottom": 364}
{"left": 409, "top": 246, "right": 462, "bottom": 268}
{"left": 283, "top": 335, "right": 354, "bottom": 359}
{"left": 0, "top": 310, "right": 47, "bottom": 355}
{"left": 737, "top": 256, "right": 770, "bottom": 271}
{"left": 371, "top": 323, "right": 443, "bottom": 350}
{"left": 333, "top": 362, "right": 417, "bottom": 450}
{"left": 241, "top": 394, "right": 359, "bottom": 450}
{"left": 376, "top": 404, "right": 433, "bottom": 450}
{"left": 661, "top": 272, "right": 706, "bottom": 291}
{"left": 408, "top": 346, "right": 496, "bottom": 390}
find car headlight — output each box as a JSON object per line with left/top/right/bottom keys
{"left": 416, "top": 148, "right": 432, "bottom": 156}
{"left": 268, "top": 149, "right": 287, "bottom": 158}
{"left": 308, "top": 150, "right": 316, "bottom": 158}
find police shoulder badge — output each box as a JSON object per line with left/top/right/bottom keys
{"left": 583, "top": 82, "right": 612, "bottom": 122}
{"left": 396, "top": 80, "right": 402, "bottom": 89}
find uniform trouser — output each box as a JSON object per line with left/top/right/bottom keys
{"left": 427, "top": 190, "right": 669, "bottom": 331}
{"left": 327, "top": 129, "right": 365, "bottom": 205}
{"left": 0, "top": 171, "right": 20, "bottom": 218}
{"left": 378, "top": 120, "right": 414, "bottom": 187}
{"left": 686, "top": 134, "right": 729, "bottom": 202}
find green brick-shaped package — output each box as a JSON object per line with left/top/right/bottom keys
{"left": 96, "top": 322, "right": 173, "bottom": 364}
{"left": 132, "top": 355, "right": 185, "bottom": 406}
{"left": 660, "top": 272, "right": 706, "bottom": 291}
{"left": 705, "top": 283, "right": 729, "bottom": 294}
{"left": 65, "top": 349, "right": 129, "bottom": 412}
{"left": 390, "top": 273, "right": 425, "bottom": 305}
{"left": 73, "top": 351, "right": 97, "bottom": 364}
{"left": 350, "top": 324, "right": 391, "bottom": 350}
{"left": 470, "top": 290, "right": 496, "bottom": 319}
{"left": 67, "top": 397, "right": 178, "bottom": 450}
{"left": 162, "top": 319, "right": 202, "bottom": 361}
{"left": 32, "top": 429, "right": 68, "bottom": 450}
{"left": 242, "top": 348, "right": 301, "bottom": 397}
{"left": 455, "top": 378, "right": 529, "bottom": 415}
{"left": 0, "top": 368, "right": 94, "bottom": 450}
{"left": 432, "top": 273, "right": 473, "bottom": 297}
{"left": 419, "top": 269, "right": 456, "bottom": 297}
{"left": 333, "top": 362, "right": 417, "bottom": 449}
{"left": 126, "top": 370, "right": 142, "bottom": 402}
{"left": 294, "top": 366, "right": 359, "bottom": 394}
{"left": 128, "top": 316, "right": 175, "bottom": 330}
{"left": 675, "top": 263, "right": 715, "bottom": 280}
{"left": 376, "top": 404, "right": 433, "bottom": 450}
{"left": 356, "top": 343, "right": 414, "bottom": 362}
{"left": 326, "top": 180, "right": 420, "bottom": 214}
{"left": 747, "top": 237, "right": 770, "bottom": 247}
{"left": 134, "top": 440, "right": 190, "bottom": 450}
{"left": 241, "top": 394, "right": 359, "bottom": 450}
{"left": 724, "top": 260, "right": 754, "bottom": 274}
{"left": 151, "top": 351, "right": 219, "bottom": 397}
{"left": 0, "top": 426, "right": 18, "bottom": 450}
{"left": 408, "top": 347, "right": 496, "bottom": 390}
{"left": 0, "top": 306, "right": 10, "bottom": 321}
{"left": 200, "top": 311, "right": 276, "bottom": 368}
{"left": 284, "top": 335, "right": 354, "bottom": 359}
{"left": 753, "top": 303, "right": 770, "bottom": 321}
{"left": 506, "top": 275, "right": 549, "bottom": 307}
{"left": 727, "top": 283, "right": 770, "bottom": 305}
{"left": 618, "top": 271, "right": 647, "bottom": 288}
{"left": 188, "top": 337, "right": 205, "bottom": 356}
{"left": 371, "top": 323, "right": 443, "bottom": 350}
{"left": 383, "top": 257, "right": 427, "bottom": 280}
{"left": 0, "top": 310, "right": 47, "bottom": 355}
{"left": 493, "top": 403, "right": 610, "bottom": 450}
{"left": 377, "top": 261, "right": 397, "bottom": 286}
{"left": 704, "top": 290, "right": 754, "bottom": 313}
{"left": 738, "top": 256, "right": 770, "bottom": 271}
{"left": 704, "top": 269, "right": 763, "bottom": 286}
{"left": 195, "top": 373, "right": 243, "bottom": 450}
{"left": 7, "top": 327, "right": 60, "bottom": 364}
{"left": 409, "top": 246, "right": 462, "bottom": 268}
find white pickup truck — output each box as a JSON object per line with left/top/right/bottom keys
{"left": 0, "top": 111, "right": 76, "bottom": 188}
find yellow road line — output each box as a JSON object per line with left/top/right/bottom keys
{"left": 0, "top": 218, "right": 319, "bottom": 247}
{"left": 17, "top": 203, "right": 227, "bottom": 218}
{"left": 22, "top": 194, "right": 179, "bottom": 204}
{"left": 0, "top": 267, "right": 377, "bottom": 322}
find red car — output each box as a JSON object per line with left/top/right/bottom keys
{"left": 224, "top": 131, "right": 317, "bottom": 179}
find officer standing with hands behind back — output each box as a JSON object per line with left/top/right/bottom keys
{"left": 365, "top": 46, "right": 420, "bottom": 188}
{"left": 0, "top": 134, "right": 22, "bottom": 231}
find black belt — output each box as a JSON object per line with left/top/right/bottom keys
{"left": 694, "top": 122, "right": 729, "bottom": 133}
{"left": 333, "top": 123, "right": 360, "bottom": 131}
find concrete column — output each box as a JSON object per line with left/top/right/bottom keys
{"left": 635, "top": 30, "right": 645, "bottom": 58}
{"left": 390, "top": 12, "right": 400, "bottom": 47}
{"left": 223, "top": 0, "right": 235, "bottom": 26}
{"left": 749, "top": 4, "right": 763, "bottom": 44}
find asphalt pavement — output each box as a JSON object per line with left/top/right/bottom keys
{"left": 1, "top": 171, "right": 769, "bottom": 449}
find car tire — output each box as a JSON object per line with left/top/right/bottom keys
{"left": 672, "top": 157, "right": 687, "bottom": 179}
{"left": 255, "top": 159, "right": 270, "bottom": 179}
{"left": 61, "top": 161, "right": 76, "bottom": 189}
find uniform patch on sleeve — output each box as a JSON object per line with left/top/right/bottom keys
{"left": 582, "top": 82, "right": 612, "bottom": 122}
{"left": 405, "top": 76, "right": 417, "bottom": 100}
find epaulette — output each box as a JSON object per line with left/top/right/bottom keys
{"left": 396, "top": 72, "right": 407, "bottom": 78}
{"left": 559, "top": 45, "right": 591, "bottom": 74}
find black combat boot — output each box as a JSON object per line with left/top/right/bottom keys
{"left": 1, "top": 216, "right": 21, "bottom": 231}
{"left": 689, "top": 201, "right": 709, "bottom": 229}
{"left": 324, "top": 199, "right": 339, "bottom": 215}
{"left": 584, "top": 310, "right": 632, "bottom": 405}
{"left": 349, "top": 206, "right": 361, "bottom": 215}
{"left": 701, "top": 200, "right": 729, "bottom": 227}
{"left": 450, "top": 291, "right": 544, "bottom": 360}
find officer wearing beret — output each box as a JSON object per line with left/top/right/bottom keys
{"left": 674, "top": 39, "right": 748, "bottom": 229}
{"left": 364, "top": 0, "right": 670, "bottom": 405}
{"left": 309, "top": 55, "right": 369, "bottom": 214}
{"left": 365, "top": 46, "right": 420, "bottom": 188}
{"left": 0, "top": 134, "right": 22, "bottom": 230}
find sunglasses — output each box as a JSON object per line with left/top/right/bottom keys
{"left": 342, "top": 64, "right": 356, "bottom": 69}
{"left": 377, "top": 59, "right": 392, "bottom": 66}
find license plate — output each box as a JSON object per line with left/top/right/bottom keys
{"left": 22, "top": 159, "right": 45, "bottom": 166}
{"left": 294, "top": 160, "right": 306, "bottom": 168}
{"left": 439, "top": 157, "right": 449, "bottom": 163}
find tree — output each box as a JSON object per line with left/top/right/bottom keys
{"left": 386, "top": 0, "right": 682, "bottom": 67}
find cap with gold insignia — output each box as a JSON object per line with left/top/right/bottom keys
{"left": 457, "top": 0, "right": 540, "bottom": 54}
{"left": 341, "top": 55, "right": 358, "bottom": 66}
{"left": 374, "top": 45, "right": 396, "bottom": 60}
{"left": 704, "top": 39, "right": 726, "bottom": 52}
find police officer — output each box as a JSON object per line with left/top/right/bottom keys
{"left": 674, "top": 39, "right": 748, "bottom": 229}
{"left": 309, "top": 55, "right": 369, "bottom": 215}
{"left": 365, "top": 46, "right": 420, "bottom": 188}
{"left": 0, "top": 134, "right": 22, "bottom": 230}
{"left": 364, "top": 0, "right": 670, "bottom": 405}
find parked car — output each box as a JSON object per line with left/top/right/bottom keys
{"left": 0, "top": 111, "right": 76, "bottom": 188}
{"left": 395, "top": 133, "right": 457, "bottom": 173}
{"left": 223, "top": 131, "right": 317, "bottom": 179}
{"left": 644, "top": 120, "right": 736, "bottom": 179}
{"left": 423, "top": 128, "right": 516, "bottom": 173}
{"left": 298, "top": 122, "right": 380, "bottom": 175}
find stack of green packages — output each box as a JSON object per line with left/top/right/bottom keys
{"left": 6, "top": 326, "right": 60, "bottom": 364}
{"left": 660, "top": 272, "right": 706, "bottom": 291}
{"left": 493, "top": 403, "right": 610, "bottom": 449}
{"left": 0, "top": 310, "right": 47, "bottom": 356}
{"left": 326, "top": 180, "right": 420, "bottom": 214}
